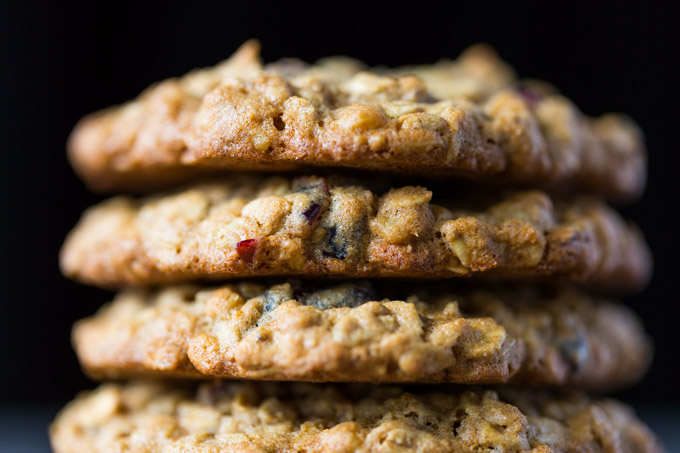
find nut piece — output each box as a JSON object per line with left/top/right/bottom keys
{"left": 371, "top": 186, "right": 434, "bottom": 244}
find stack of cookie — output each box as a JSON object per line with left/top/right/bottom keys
{"left": 51, "top": 41, "right": 663, "bottom": 452}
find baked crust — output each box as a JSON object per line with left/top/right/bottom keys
{"left": 60, "top": 176, "right": 651, "bottom": 291}
{"left": 50, "top": 380, "right": 664, "bottom": 453}
{"left": 73, "top": 282, "right": 650, "bottom": 388}
{"left": 69, "top": 41, "right": 646, "bottom": 200}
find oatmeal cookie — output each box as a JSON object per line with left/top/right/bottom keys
{"left": 69, "top": 41, "right": 645, "bottom": 200}
{"left": 60, "top": 176, "right": 651, "bottom": 291}
{"left": 50, "top": 380, "right": 663, "bottom": 453}
{"left": 73, "top": 282, "right": 651, "bottom": 388}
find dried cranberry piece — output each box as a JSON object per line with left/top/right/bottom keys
{"left": 236, "top": 238, "right": 259, "bottom": 266}
{"left": 302, "top": 202, "right": 322, "bottom": 223}
{"left": 518, "top": 86, "right": 542, "bottom": 106}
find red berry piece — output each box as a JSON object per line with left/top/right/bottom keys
{"left": 518, "top": 86, "right": 542, "bottom": 106}
{"left": 236, "top": 238, "right": 259, "bottom": 266}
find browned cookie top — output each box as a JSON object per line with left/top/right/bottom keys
{"left": 60, "top": 175, "right": 651, "bottom": 291}
{"left": 73, "top": 282, "right": 651, "bottom": 388}
{"left": 69, "top": 41, "right": 646, "bottom": 200}
{"left": 50, "top": 380, "right": 663, "bottom": 453}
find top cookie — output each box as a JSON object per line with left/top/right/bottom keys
{"left": 69, "top": 41, "right": 646, "bottom": 199}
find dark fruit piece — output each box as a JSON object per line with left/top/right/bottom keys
{"left": 300, "top": 282, "right": 376, "bottom": 309}
{"left": 294, "top": 177, "right": 330, "bottom": 225}
{"left": 556, "top": 332, "right": 588, "bottom": 374}
{"left": 302, "top": 202, "right": 322, "bottom": 223}
{"left": 321, "top": 225, "right": 348, "bottom": 260}
{"left": 262, "top": 284, "right": 294, "bottom": 312}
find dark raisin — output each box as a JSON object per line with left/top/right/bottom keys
{"left": 321, "top": 225, "right": 348, "bottom": 260}
{"left": 556, "top": 332, "right": 588, "bottom": 374}
{"left": 263, "top": 284, "right": 294, "bottom": 312}
{"left": 236, "top": 239, "right": 259, "bottom": 266}
{"left": 300, "top": 282, "right": 376, "bottom": 309}
{"left": 294, "top": 177, "right": 330, "bottom": 224}
{"left": 302, "top": 202, "right": 322, "bottom": 223}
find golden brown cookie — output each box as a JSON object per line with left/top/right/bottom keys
{"left": 69, "top": 41, "right": 646, "bottom": 200}
{"left": 50, "top": 380, "right": 663, "bottom": 453}
{"left": 73, "top": 282, "right": 651, "bottom": 388}
{"left": 60, "top": 176, "right": 651, "bottom": 291}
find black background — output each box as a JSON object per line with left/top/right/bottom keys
{"left": 1, "top": 0, "right": 678, "bottom": 408}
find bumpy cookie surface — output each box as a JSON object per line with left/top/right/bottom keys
{"left": 60, "top": 175, "right": 651, "bottom": 291}
{"left": 50, "top": 381, "right": 663, "bottom": 453}
{"left": 69, "top": 41, "right": 646, "bottom": 200}
{"left": 73, "top": 282, "right": 651, "bottom": 388}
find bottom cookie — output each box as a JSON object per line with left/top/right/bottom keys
{"left": 50, "top": 381, "right": 662, "bottom": 453}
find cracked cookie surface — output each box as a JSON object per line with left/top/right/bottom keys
{"left": 50, "top": 380, "right": 663, "bottom": 453}
{"left": 60, "top": 176, "right": 651, "bottom": 291}
{"left": 69, "top": 41, "right": 645, "bottom": 200}
{"left": 73, "top": 282, "right": 650, "bottom": 388}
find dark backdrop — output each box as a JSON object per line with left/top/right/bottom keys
{"left": 1, "top": 0, "right": 678, "bottom": 406}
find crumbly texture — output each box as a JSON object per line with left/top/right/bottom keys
{"left": 60, "top": 175, "right": 651, "bottom": 291}
{"left": 73, "top": 282, "right": 650, "bottom": 388}
{"left": 50, "top": 381, "right": 663, "bottom": 453}
{"left": 69, "top": 41, "right": 646, "bottom": 200}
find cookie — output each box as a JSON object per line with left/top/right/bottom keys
{"left": 50, "top": 380, "right": 663, "bottom": 453}
{"left": 69, "top": 41, "right": 645, "bottom": 200}
{"left": 73, "top": 282, "right": 651, "bottom": 388}
{"left": 60, "top": 175, "right": 651, "bottom": 291}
